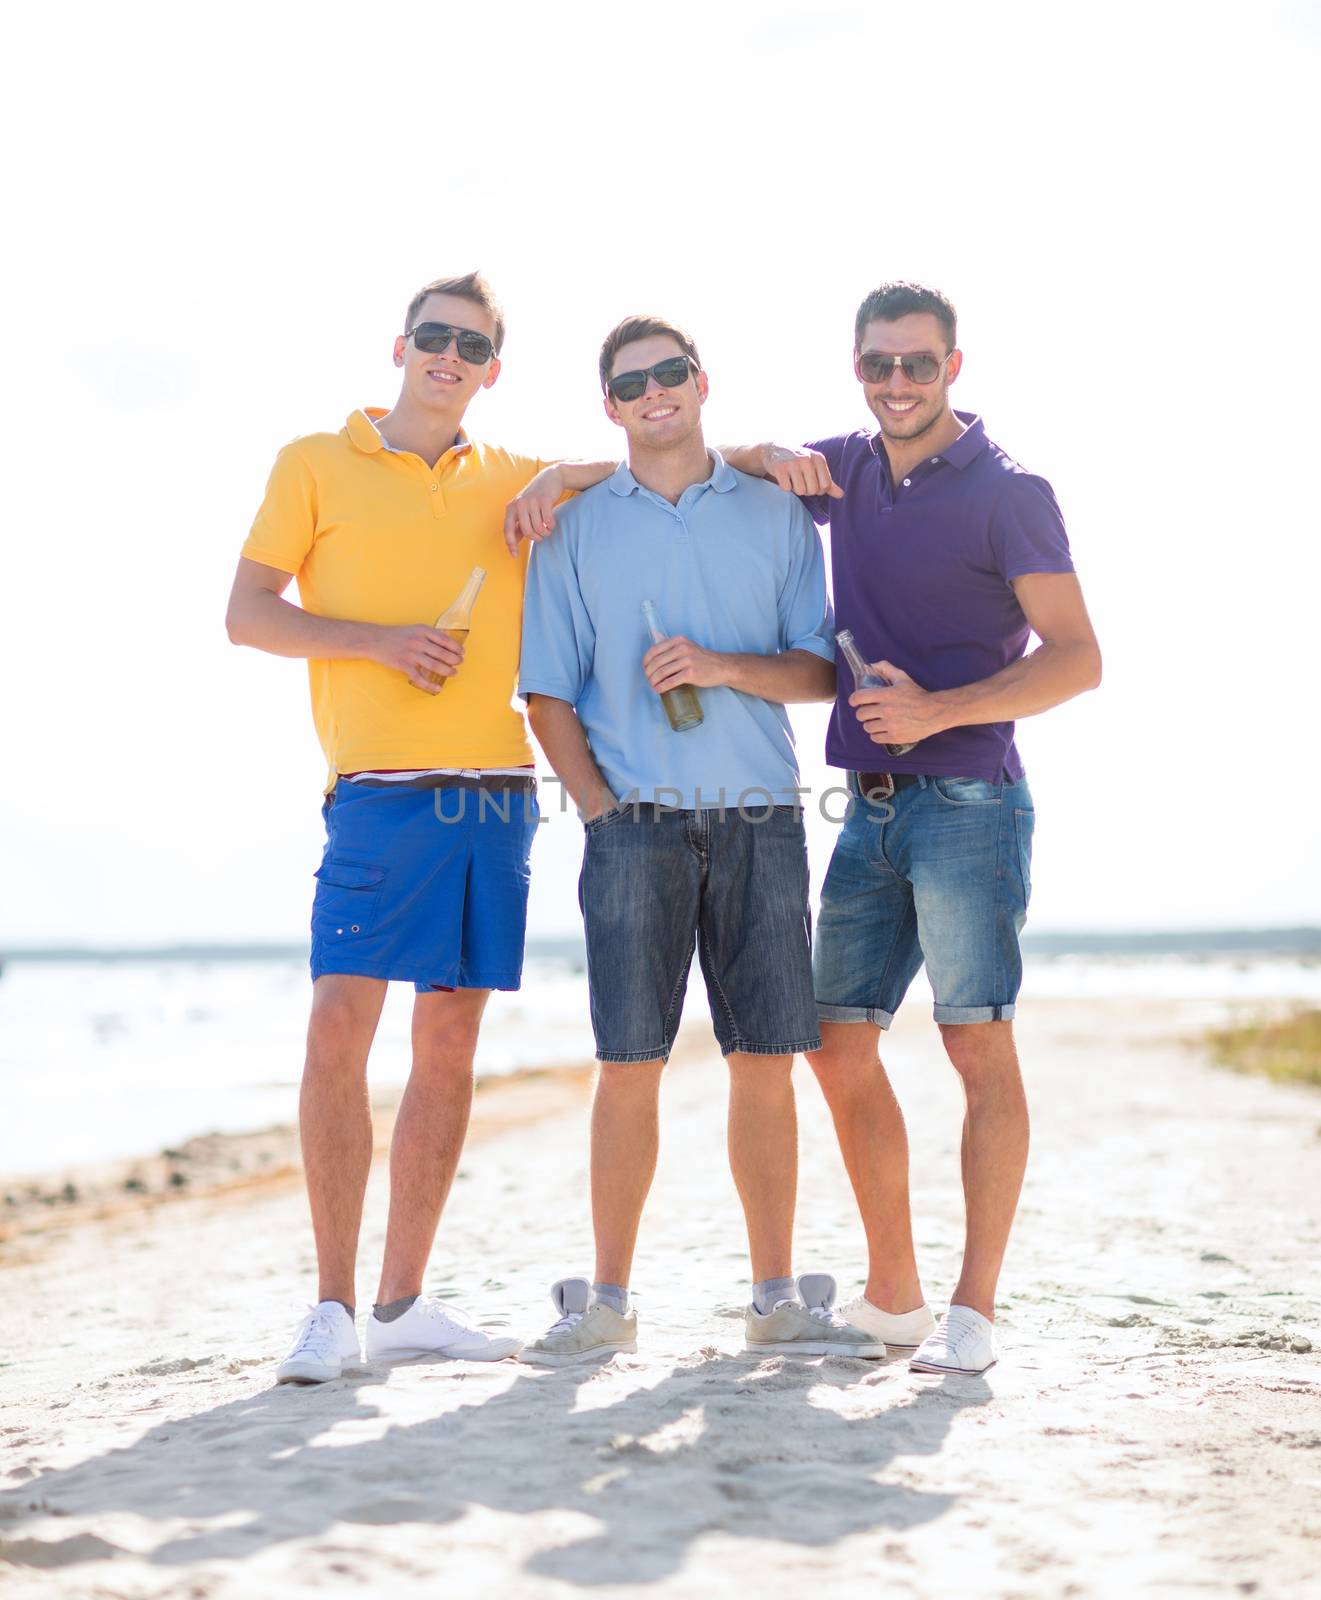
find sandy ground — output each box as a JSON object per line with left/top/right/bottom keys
{"left": 2, "top": 997, "right": 1320, "bottom": 1599}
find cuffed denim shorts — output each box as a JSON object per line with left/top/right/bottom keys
{"left": 310, "top": 778, "right": 538, "bottom": 992}
{"left": 578, "top": 804, "right": 822, "bottom": 1063}
{"left": 813, "top": 773, "right": 1034, "bottom": 1028}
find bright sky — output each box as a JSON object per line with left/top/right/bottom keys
{"left": 2, "top": 0, "right": 1317, "bottom": 946}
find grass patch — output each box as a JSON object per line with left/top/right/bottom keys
{"left": 1205, "top": 1007, "right": 1321, "bottom": 1088}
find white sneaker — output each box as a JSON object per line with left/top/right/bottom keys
{"left": 909, "top": 1304, "right": 997, "bottom": 1375}
{"left": 744, "top": 1273, "right": 886, "bottom": 1358}
{"left": 364, "top": 1295, "right": 522, "bottom": 1364}
{"left": 517, "top": 1278, "right": 638, "bottom": 1365}
{"left": 839, "top": 1294, "right": 937, "bottom": 1355}
{"left": 276, "top": 1302, "right": 362, "bottom": 1385}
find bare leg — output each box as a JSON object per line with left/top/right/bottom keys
{"left": 591, "top": 1059, "right": 665, "bottom": 1287}
{"left": 939, "top": 1019, "right": 1030, "bottom": 1320}
{"left": 726, "top": 1054, "right": 797, "bottom": 1283}
{"left": 375, "top": 987, "right": 490, "bottom": 1304}
{"left": 807, "top": 1020, "right": 924, "bottom": 1313}
{"left": 301, "top": 974, "right": 389, "bottom": 1308}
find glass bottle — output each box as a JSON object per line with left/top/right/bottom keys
{"left": 641, "top": 600, "right": 703, "bottom": 732}
{"left": 420, "top": 566, "right": 486, "bottom": 689}
{"left": 836, "top": 628, "right": 916, "bottom": 756}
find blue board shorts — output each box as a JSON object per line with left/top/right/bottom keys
{"left": 813, "top": 773, "right": 1034, "bottom": 1027}
{"left": 578, "top": 803, "right": 821, "bottom": 1063}
{"left": 309, "top": 777, "right": 539, "bottom": 992}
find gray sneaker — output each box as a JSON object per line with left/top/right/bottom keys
{"left": 744, "top": 1272, "right": 887, "bottom": 1358}
{"left": 517, "top": 1278, "right": 638, "bottom": 1366}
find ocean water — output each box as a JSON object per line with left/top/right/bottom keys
{"left": 2, "top": 952, "right": 1319, "bottom": 1180}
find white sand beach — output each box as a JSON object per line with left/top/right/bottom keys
{"left": 2, "top": 996, "right": 1319, "bottom": 1598}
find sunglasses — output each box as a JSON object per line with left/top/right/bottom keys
{"left": 606, "top": 355, "right": 697, "bottom": 404}
{"left": 856, "top": 350, "right": 948, "bottom": 385}
{"left": 407, "top": 322, "right": 496, "bottom": 364}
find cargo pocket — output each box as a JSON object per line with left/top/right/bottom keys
{"left": 311, "top": 859, "right": 388, "bottom": 941}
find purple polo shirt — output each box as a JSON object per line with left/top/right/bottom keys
{"left": 801, "top": 412, "right": 1074, "bottom": 782}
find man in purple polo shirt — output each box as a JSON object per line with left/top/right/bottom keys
{"left": 726, "top": 281, "right": 1101, "bottom": 1376}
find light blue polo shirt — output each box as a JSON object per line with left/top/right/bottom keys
{"left": 518, "top": 451, "right": 834, "bottom": 809}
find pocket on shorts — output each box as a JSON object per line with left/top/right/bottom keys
{"left": 933, "top": 776, "right": 1003, "bottom": 806}
{"left": 312, "top": 859, "right": 388, "bottom": 939}
{"left": 584, "top": 805, "right": 628, "bottom": 835}
{"left": 1014, "top": 807, "right": 1035, "bottom": 904}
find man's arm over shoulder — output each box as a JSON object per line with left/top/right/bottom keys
{"left": 720, "top": 438, "right": 846, "bottom": 518}
{"left": 502, "top": 456, "right": 619, "bottom": 553}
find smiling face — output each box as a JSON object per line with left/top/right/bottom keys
{"left": 393, "top": 291, "right": 501, "bottom": 415}
{"left": 603, "top": 334, "right": 708, "bottom": 453}
{"left": 856, "top": 312, "right": 962, "bottom": 444}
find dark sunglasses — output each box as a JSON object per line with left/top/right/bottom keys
{"left": 407, "top": 322, "right": 496, "bottom": 364}
{"left": 605, "top": 355, "right": 697, "bottom": 404}
{"left": 856, "top": 350, "right": 947, "bottom": 385}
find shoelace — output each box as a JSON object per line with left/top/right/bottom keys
{"left": 930, "top": 1311, "right": 981, "bottom": 1351}
{"left": 415, "top": 1299, "right": 477, "bottom": 1332}
{"left": 291, "top": 1308, "right": 341, "bottom": 1360}
{"left": 545, "top": 1309, "right": 585, "bottom": 1336}
{"left": 805, "top": 1303, "right": 847, "bottom": 1328}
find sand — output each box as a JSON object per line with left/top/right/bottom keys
{"left": 2, "top": 997, "right": 1319, "bottom": 1598}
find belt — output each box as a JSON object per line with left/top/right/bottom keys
{"left": 348, "top": 772, "right": 537, "bottom": 793}
{"left": 853, "top": 770, "right": 923, "bottom": 802}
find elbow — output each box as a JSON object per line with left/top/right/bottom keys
{"left": 1082, "top": 641, "right": 1103, "bottom": 692}
{"left": 225, "top": 604, "right": 254, "bottom": 647}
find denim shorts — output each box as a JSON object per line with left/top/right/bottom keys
{"left": 813, "top": 774, "right": 1034, "bottom": 1028}
{"left": 310, "top": 778, "right": 538, "bottom": 992}
{"left": 578, "top": 804, "right": 822, "bottom": 1062}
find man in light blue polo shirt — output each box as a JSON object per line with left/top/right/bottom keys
{"left": 516, "top": 315, "right": 885, "bottom": 1365}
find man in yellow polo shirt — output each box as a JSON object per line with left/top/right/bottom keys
{"left": 226, "top": 272, "right": 613, "bottom": 1383}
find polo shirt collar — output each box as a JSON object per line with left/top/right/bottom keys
{"left": 865, "top": 410, "right": 987, "bottom": 471}
{"left": 607, "top": 449, "right": 736, "bottom": 498}
{"left": 346, "top": 408, "right": 472, "bottom": 458}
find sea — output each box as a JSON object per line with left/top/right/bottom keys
{"left": 2, "top": 932, "right": 1319, "bottom": 1181}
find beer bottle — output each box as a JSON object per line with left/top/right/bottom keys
{"left": 642, "top": 600, "right": 703, "bottom": 732}
{"left": 420, "top": 566, "right": 486, "bottom": 689}
{"left": 836, "top": 628, "right": 916, "bottom": 756}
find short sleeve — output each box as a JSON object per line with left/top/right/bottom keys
{"left": 798, "top": 435, "right": 849, "bottom": 526}
{"left": 777, "top": 499, "right": 835, "bottom": 661}
{"left": 989, "top": 474, "right": 1075, "bottom": 582}
{"left": 240, "top": 445, "right": 318, "bottom": 575}
{"left": 518, "top": 524, "right": 596, "bottom": 705}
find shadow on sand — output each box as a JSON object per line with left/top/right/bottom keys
{"left": 1, "top": 1349, "right": 989, "bottom": 1586}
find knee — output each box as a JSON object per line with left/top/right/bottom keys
{"left": 807, "top": 1043, "right": 876, "bottom": 1104}
{"left": 598, "top": 1059, "right": 666, "bottom": 1095}
{"left": 728, "top": 1055, "right": 794, "bottom": 1095}
{"left": 305, "top": 996, "right": 376, "bottom": 1075}
{"left": 938, "top": 1022, "right": 1017, "bottom": 1087}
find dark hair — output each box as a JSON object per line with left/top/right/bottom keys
{"left": 599, "top": 315, "right": 701, "bottom": 392}
{"left": 405, "top": 271, "right": 506, "bottom": 353}
{"left": 854, "top": 281, "right": 957, "bottom": 353}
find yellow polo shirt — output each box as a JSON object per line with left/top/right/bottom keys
{"left": 242, "top": 409, "right": 548, "bottom": 791}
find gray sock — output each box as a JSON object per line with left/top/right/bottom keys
{"left": 372, "top": 1293, "right": 419, "bottom": 1323}
{"left": 592, "top": 1282, "right": 629, "bottom": 1315}
{"left": 753, "top": 1277, "right": 797, "bottom": 1315}
{"left": 322, "top": 1298, "right": 355, "bottom": 1320}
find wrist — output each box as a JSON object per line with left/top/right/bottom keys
{"left": 708, "top": 651, "right": 736, "bottom": 690}
{"left": 928, "top": 688, "right": 958, "bottom": 733}
{"left": 351, "top": 621, "right": 387, "bottom": 662}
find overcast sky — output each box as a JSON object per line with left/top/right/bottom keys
{"left": 2, "top": 0, "right": 1317, "bottom": 946}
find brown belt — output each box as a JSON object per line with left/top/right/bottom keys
{"left": 854, "top": 771, "right": 924, "bottom": 802}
